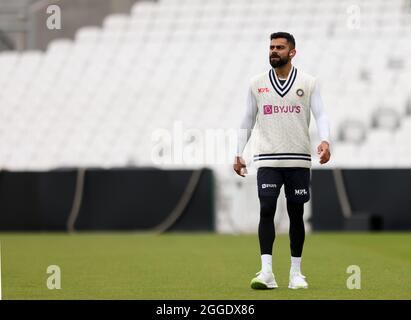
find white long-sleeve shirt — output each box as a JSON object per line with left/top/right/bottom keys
{"left": 236, "top": 81, "right": 330, "bottom": 156}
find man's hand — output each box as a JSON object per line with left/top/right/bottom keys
{"left": 317, "top": 141, "right": 331, "bottom": 164}
{"left": 233, "top": 156, "right": 247, "bottom": 177}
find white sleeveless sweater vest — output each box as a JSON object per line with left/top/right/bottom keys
{"left": 250, "top": 66, "right": 316, "bottom": 168}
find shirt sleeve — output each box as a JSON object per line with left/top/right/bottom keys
{"left": 236, "top": 86, "right": 258, "bottom": 156}
{"left": 310, "top": 81, "right": 331, "bottom": 143}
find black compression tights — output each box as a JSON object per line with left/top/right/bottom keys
{"left": 258, "top": 197, "right": 305, "bottom": 257}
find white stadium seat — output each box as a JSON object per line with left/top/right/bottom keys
{"left": 75, "top": 26, "right": 101, "bottom": 43}
{"left": 103, "top": 14, "right": 130, "bottom": 31}
{"left": 0, "top": 0, "right": 410, "bottom": 170}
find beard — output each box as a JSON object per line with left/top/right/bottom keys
{"left": 269, "top": 54, "right": 289, "bottom": 68}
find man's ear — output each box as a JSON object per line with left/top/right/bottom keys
{"left": 289, "top": 48, "right": 297, "bottom": 58}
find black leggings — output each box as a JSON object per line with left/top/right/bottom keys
{"left": 258, "top": 196, "right": 305, "bottom": 257}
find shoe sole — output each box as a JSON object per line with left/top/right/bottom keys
{"left": 288, "top": 284, "right": 308, "bottom": 289}
{"left": 250, "top": 279, "right": 278, "bottom": 290}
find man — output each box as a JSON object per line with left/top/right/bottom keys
{"left": 233, "top": 32, "right": 331, "bottom": 290}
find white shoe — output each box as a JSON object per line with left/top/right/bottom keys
{"left": 250, "top": 271, "right": 278, "bottom": 289}
{"left": 288, "top": 272, "right": 308, "bottom": 289}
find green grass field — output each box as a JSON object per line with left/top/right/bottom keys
{"left": 1, "top": 232, "right": 410, "bottom": 300}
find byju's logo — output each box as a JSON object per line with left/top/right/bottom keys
{"left": 295, "top": 189, "right": 307, "bottom": 195}
{"left": 263, "top": 105, "right": 272, "bottom": 115}
{"left": 262, "top": 183, "right": 277, "bottom": 189}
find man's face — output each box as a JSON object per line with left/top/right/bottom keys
{"left": 269, "top": 38, "right": 295, "bottom": 68}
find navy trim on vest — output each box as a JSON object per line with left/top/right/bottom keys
{"left": 254, "top": 152, "right": 311, "bottom": 157}
{"left": 269, "top": 67, "right": 297, "bottom": 98}
{"left": 254, "top": 152, "right": 311, "bottom": 162}
{"left": 254, "top": 157, "right": 311, "bottom": 161}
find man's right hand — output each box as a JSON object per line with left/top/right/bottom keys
{"left": 233, "top": 156, "right": 247, "bottom": 177}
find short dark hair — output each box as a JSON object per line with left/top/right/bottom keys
{"left": 270, "top": 32, "right": 295, "bottom": 49}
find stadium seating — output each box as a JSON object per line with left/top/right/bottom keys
{"left": 0, "top": 0, "right": 410, "bottom": 172}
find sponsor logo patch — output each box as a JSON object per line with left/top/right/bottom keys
{"left": 295, "top": 189, "right": 308, "bottom": 195}
{"left": 263, "top": 105, "right": 273, "bottom": 115}
{"left": 262, "top": 183, "right": 277, "bottom": 189}
{"left": 272, "top": 105, "right": 301, "bottom": 113}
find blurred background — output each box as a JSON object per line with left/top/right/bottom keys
{"left": 0, "top": 0, "right": 411, "bottom": 234}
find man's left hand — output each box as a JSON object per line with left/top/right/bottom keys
{"left": 317, "top": 141, "right": 331, "bottom": 164}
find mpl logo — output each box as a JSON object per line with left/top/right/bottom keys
{"left": 263, "top": 105, "right": 272, "bottom": 115}
{"left": 295, "top": 189, "right": 308, "bottom": 195}
{"left": 262, "top": 183, "right": 277, "bottom": 189}
{"left": 258, "top": 87, "right": 270, "bottom": 93}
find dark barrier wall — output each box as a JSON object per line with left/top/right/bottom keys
{"left": 0, "top": 168, "right": 214, "bottom": 231}
{"left": 311, "top": 169, "right": 411, "bottom": 231}
{"left": 2, "top": 168, "right": 410, "bottom": 231}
